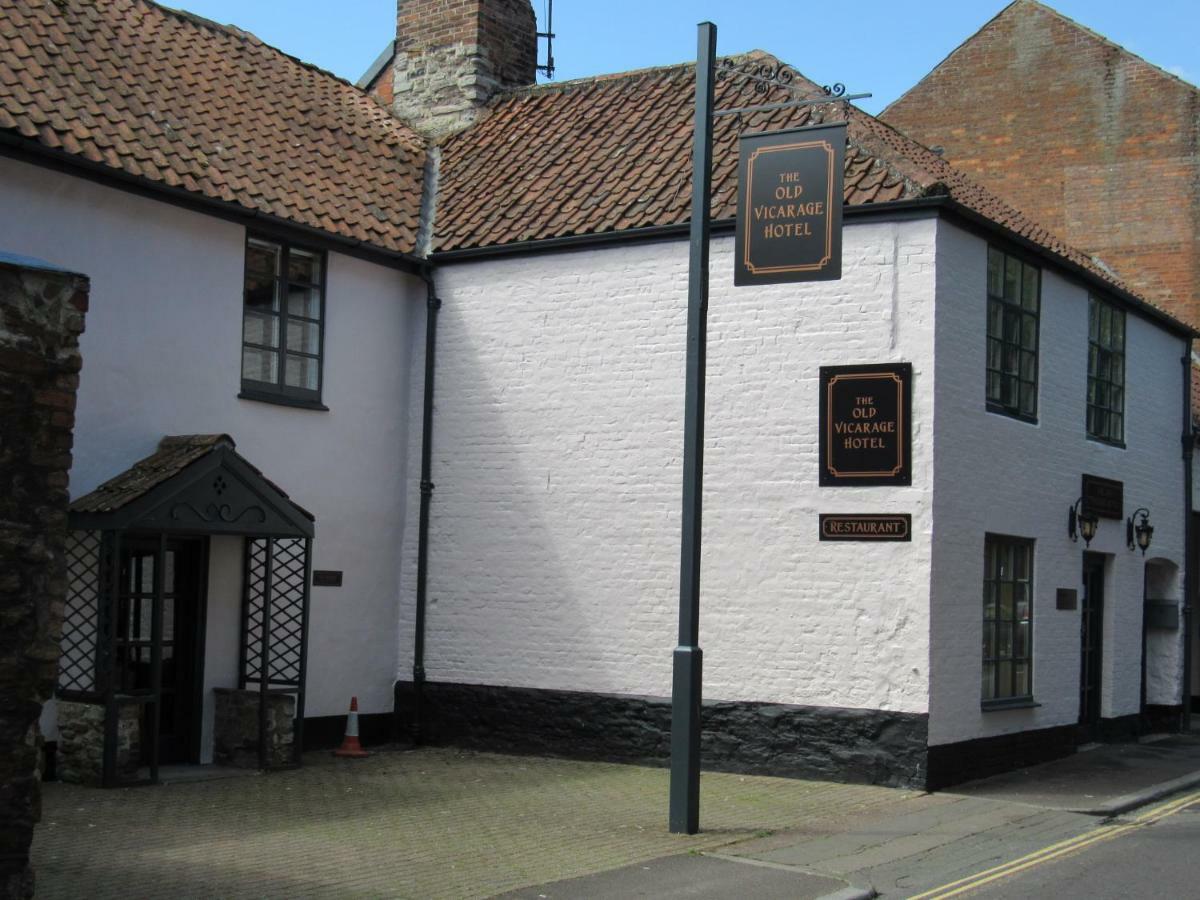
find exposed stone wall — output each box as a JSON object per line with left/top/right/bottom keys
{"left": 55, "top": 701, "right": 139, "bottom": 786}
{"left": 391, "top": 0, "right": 537, "bottom": 138}
{"left": 0, "top": 258, "right": 87, "bottom": 900}
{"left": 883, "top": 0, "right": 1200, "bottom": 325}
{"left": 213, "top": 688, "right": 295, "bottom": 769}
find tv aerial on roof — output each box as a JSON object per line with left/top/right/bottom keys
{"left": 537, "top": 0, "right": 556, "bottom": 79}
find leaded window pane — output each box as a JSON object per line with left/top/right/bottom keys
{"left": 1087, "top": 296, "right": 1125, "bottom": 443}
{"left": 986, "top": 247, "right": 1040, "bottom": 419}
{"left": 284, "top": 354, "right": 319, "bottom": 391}
{"left": 241, "top": 236, "right": 325, "bottom": 401}
{"left": 242, "top": 347, "right": 278, "bottom": 383}
{"left": 287, "top": 283, "right": 322, "bottom": 320}
{"left": 243, "top": 312, "right": 279, "bottom": 348}
{"left": 982, "top": 534, "right": 1034, "bottom": 703}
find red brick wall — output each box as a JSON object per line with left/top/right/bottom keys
{"left": 883, "top": 0, "right": 1199, "bottom": 325}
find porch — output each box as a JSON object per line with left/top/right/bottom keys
{"left": 53, "top": 434, "right": 315, "bottom": 785}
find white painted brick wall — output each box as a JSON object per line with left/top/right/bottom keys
{"left": 930, "top": 221, "right": 1187, "bottom": 746}
{"left": 399, "top": 218, "right": 937, "bottom": 713}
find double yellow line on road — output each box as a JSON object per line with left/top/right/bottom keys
{"left": 909, "top": 788, "right": 1200, "bottom": 899}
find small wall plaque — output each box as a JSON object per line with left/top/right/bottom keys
{"left": 819, "top": 514, "right": 911, "bottom": 542}
{"left": 1056, "top": 588, "right": 1078, "bottom": 611}
{"left": 313, "top": 570, "right": 343, "bottom": 587}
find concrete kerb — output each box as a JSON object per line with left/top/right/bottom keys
{"left": 817, "top": 888, "right": 878, "bottom": 900}
{"left": 703, "top": 851, "right": 879, "bottom": 900}
{"left": 1080, "top": 768, "right": 1200, "bottom": 818}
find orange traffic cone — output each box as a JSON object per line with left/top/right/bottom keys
{"left": 333, "top": 696, "right": 371, "bottom": 758}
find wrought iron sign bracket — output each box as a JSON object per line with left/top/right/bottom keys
{"left": 713, "top": 57, "right": 869, "bottom": 118}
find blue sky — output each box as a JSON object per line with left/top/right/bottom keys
{"left": 170, "top": 1, "right": 1198, "bottom": 115}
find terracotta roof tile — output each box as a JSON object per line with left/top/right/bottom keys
{"left": 0, "top": 0, "right": 426, "bottom": 255}
{"left": 433, "top": 51, "right": 1175, "bottom": 318}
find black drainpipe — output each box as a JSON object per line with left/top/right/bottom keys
{"left": 1182, "top": 339, "right": 1194, "bottom": 733}
{"left": 411, "top": 264, "right": 441, "bottom": 744}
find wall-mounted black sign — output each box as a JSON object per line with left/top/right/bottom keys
{"left": 819, "top": 514, "right": 911, "bottom": 542}
{"left": 735, "top": 122, "right": 846, "bottom": 286}
{"left": 1082, "top": 474, "right": 1123, "bottom": 519}
{"left": 313, "top": 570, "right": 343, "bottom": 587}
{"left": 819, "top": 362, "right": 912, "bottom": 486}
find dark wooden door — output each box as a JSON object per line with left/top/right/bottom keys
{"left": 116, "top": 538, "right": 205, "bottom": 764}
{"left": 1079, "top": 553, "right": 1105, "bottom": 740}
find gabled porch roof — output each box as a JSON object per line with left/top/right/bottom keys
{"left": 69, "top": 434, "right": 314, "bottom": 538}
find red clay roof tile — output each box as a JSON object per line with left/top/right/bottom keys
{"left": 0, "top": 0, "right": 426, "bottom": 255}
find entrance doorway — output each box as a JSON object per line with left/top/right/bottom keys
{"left": 1079, "top": 553, "right": 1105, "bottom": 741}
{"left": 115, "top": 538, "right": 207, "bottom": 765}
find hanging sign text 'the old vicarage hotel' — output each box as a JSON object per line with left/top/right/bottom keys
{"left": 734, "top": 122, "right": 846, "bottom": 285}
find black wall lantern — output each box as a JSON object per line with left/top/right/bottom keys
{"left": 1069, "top": 497, "right": 1099, "bottom": 546}
{"left": 1126, "top": 507, "right": 1153, "bottom": 555}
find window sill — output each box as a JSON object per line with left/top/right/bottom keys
{"left": 1086, "top": 434, "right": 1126, "bottom": 450}
{"left": 985, "top": 403, "right": 1038, "bottom": 425}
{"left": 981, "top": 697, "right": 1041, "bottom": 712}
{"left": 238, "top": 389, "right": 328, "bottom": 411}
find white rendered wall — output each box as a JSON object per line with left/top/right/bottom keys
{"left": 200, "top": 536, "right": 243, "bottom": 763}
{"left": 0, "top": 156, "right": 420, "bottom": 719}
{"left": 399, "top": 218, "right": 937, "bottom": 713}
{"left": 930, "top": 221, "right": 1187, "bottom": 746}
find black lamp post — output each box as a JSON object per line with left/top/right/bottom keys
{"left": 1126, "top": 507, "right": 1154, "bottom": 555}
{"left": 1068, "top": 498, "right": 1099, "bottom": 546}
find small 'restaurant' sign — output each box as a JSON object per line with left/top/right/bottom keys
{"left": 735, "top": 122, "right": 846, "bottom": 286}
{"left": 819, "top": 362, "right": 912, "bottom": 486}
{"left": 819, "top": 514, "right": 911, "bottom": 542}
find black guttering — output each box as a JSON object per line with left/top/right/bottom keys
{"left": 0, "top": 134, "right": 424, "bottom": 275}
{"left": 411, "top": 264, "right": 441, "bottom": 744}
{"left": 1183, "top": 339, "right": 1195, "bottom": 733}
{"left": 430, "top": 194, "right": 1198, "bottom": 341}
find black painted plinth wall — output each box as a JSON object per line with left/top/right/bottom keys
{"left": 393, "top": 681, "right": 929, "bottom": 789}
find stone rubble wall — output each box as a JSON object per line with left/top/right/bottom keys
{"left": 54, "top": 701, "right": 140, "bottom": 786}
{"left": 0, "top": 259, "right": 87, "bottom": 900}
{"left": 212, "top": 688, "right": 295, "bottom": 769}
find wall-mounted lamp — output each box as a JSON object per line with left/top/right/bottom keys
{"left": 1069, "top": 498, "right": 1099, "bottom": 546}
{"left": 1126, "top": 507, "right": 1153, "bottom": 555}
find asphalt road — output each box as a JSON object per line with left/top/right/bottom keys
{"left": 950, "top": 796, "right": 1200, "bottom": 899}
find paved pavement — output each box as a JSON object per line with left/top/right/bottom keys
{"left": 30, "top": 748, "right": 916, "bottom": 899}
{"left": 30, "top": 731, "right": 1200, "bottom": 899}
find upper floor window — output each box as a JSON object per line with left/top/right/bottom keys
{"left": 986, "top": 247, "right": 1040, "bottom": 421}
{"left": 982, "top": 534, "right": 1034, "bottom": 706}
{"left": 241, "top": 236, "right": 326, "bottom": 408}
{"left": 1087, "top": 297, "right": 1125, "bottom": 444}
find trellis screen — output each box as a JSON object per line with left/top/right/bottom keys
{"left": 240, "top": 537, "right": 309, "bottom": 690}
{"left": 59, "top": 530, "right": 103, "bottom": 695}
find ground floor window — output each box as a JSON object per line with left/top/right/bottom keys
{"left": 982, "top": 534, "right": 1033, "bottom": 705}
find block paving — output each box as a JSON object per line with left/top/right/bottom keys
{"left": 32, "top": 747, "right": 915, "bottom": 899}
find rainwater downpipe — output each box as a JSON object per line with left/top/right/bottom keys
{"left": 412, "top": 264, "right": 440, "bottom": 744}
{"left": 1182, "top": 338, "right": 1194, "bottom": 733}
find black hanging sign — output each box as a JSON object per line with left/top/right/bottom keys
{"left": 819, "top": 514, "right": 912, "bottom": 542}
{"left": 735, "top": 122, "right": 846, "bottom": 286}
{"left": 313, "top": 570, "right": 343, "bottom": 587}
{"left": 819, "top": 362, "right": 912, "bottom": 486}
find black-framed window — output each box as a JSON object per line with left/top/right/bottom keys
{"left": 982, "top": 534, "right": 1033, "bottom": 704}
{"left": 1087, "top": 296, "right": 1125, "bottom": 444}
{"left": 986, "top": 246, "right": 1040, "bottom": 421}
{"left": 240, "top": 236, "right": 326, "bottom": 407}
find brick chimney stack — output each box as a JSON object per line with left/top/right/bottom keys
{"left": 391, "top": 0, "right": 538, "bottom": 139}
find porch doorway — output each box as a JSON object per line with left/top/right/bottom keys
{"left": 116, "top": 538, "right": 207, "bottom": 765}
{"left": 1079, "top": 553, "right": 1105, "bottom": 741}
